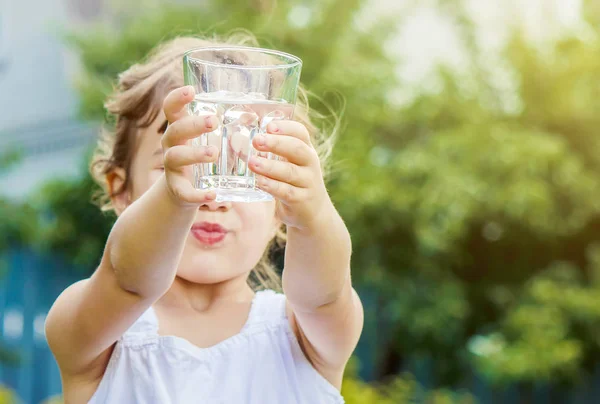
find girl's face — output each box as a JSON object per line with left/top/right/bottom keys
{"left": 112, "top": 111, "right": 279, "bottom": 284}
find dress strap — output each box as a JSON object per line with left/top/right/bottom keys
{"left": 244, "top": 289, "right": 287, "bottom": 327}
{"left": 123, "top": 306, "right": 160, "bottom": 335}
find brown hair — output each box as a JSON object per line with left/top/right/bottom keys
{"left": 90, "top": 33, "right": 336, "bottom": 291}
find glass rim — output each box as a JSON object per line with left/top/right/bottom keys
{"left": 183, "top": 46, "right": 302, "bottom": 70}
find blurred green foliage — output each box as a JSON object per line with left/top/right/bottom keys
{"left": 343, "top": 359, "right": 474, "bottom": 403}
{"left": 0, "top": 150, "right": 35, "bottom": 252}
{"left": 40, "top": 395, "right": 63, "bottom": 404}
{"left": 0, "top": 149, "right": 22, "bottom": 173}
{"left": 34, "top": 171, "right": 114, "bottom": 268}
{"left": 5, "top": 0, "right": 600, "bottom": 398}
{"left": 0, "top": 386, "right": 18, "bottom": 404}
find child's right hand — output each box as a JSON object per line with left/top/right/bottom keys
{"left": 161, "top": 85, "right": 219, "bottom": 207}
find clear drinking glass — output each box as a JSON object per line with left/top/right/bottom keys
{"left": 183, "top": 46, "right": 302, "bottom": 202}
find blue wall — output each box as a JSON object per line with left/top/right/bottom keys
{"left": 0, "top": 249, "right": 81, "bottom": 403}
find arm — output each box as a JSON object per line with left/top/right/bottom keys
{"left": 284, "top": 206, "right": 351, "bottom": 308}
{"left": 249, "top": 121, "right": 363, "bottom": 385}
{"left": 47, "top": 176, "right": 195, "bottom": 374}
{"left": 46, "top": 86, "right": 218, "bottom": 376}
{"left": 284, "top": 208, "right": 363, "bottom": 381}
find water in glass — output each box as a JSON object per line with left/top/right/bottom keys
{"left": 189, "top": 90, "right": 294, "bottom": 202}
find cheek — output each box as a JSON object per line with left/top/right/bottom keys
{"left": 236, "top": 203, "right": 277, "bottom": 247}
{"left": 149, "top": 169, "right": 164, "bottom": 184}
{"left": 133, "top": 165, "right": 190, "bottom": 201}
{"left": 130, "top": 166, "right": 163, "bottom": 201}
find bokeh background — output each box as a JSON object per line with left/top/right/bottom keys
{"left": 1, "top": 0, "right": 600, "bottom": 402}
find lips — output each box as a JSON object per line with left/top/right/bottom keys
{"left": 190, "top": 222, "right": 228, "bottom": 246}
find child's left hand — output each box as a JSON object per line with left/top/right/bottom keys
{"left": 249, "top": 121, "right": 331, "bottom": 232}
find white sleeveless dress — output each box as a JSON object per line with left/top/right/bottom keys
{"left": 89, "top": 289, "right": 344, "bottom": 403}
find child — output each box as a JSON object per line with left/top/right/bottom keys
{"left": 46, "top": 35, "right": 363, "bottom": 403}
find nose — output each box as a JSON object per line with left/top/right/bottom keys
{"left": 199, "top": 199, "right": 232, "bottom": 212}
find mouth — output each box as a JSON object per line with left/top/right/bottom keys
{"left": 190, "top": 222, "right": 228, "bottom": 246}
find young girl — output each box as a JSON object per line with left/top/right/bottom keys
{"left": 46, "top": 35, "right": 363, "bottom": 404}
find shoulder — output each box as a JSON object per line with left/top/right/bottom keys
{"left": 247, "top": 289, "right": 287, "bottom": 325}
{"left": 248, "top": 290, "right": 315, "bottom": 363}
{"left": 45, "top": 279, "right": 90, "bottom": 358}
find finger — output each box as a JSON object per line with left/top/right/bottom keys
{"left": 248, "top": 156, "right": 309, "bottom": 188}
{"left": 266, "top": 121, "right": 312, "bottom": 145}
{"left": 163, "top": 86, "right": 195, "bottom": 124}
{"left": 162, "top": 115, "right": 219, "bottom": 148}
{"left": 167, "top": 175, "right": 217, "bottom": 204}
{"left": 256, "top": 176, "right": 306, "bottom": 204}
{"left": 252, "top": 133, "right": 316, "bottom": 166}
{"left": 163, "top": 145, "right": 218, "bottom": 172}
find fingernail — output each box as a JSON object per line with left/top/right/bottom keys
{"left": 256, "top": 135, "right": 266, "bottom": 146}
{"left": 182, "top": 86, "right": 192, "bottom": 96}
{"left": 250, "top": 157, "right": 260, "bottom": 168}
{"left": 205, "top": 147, "right": 214, "bottom": 157}
{"left": 267, "top": 123, "right": 279, "bottom": 133}
{"left": 205, "top": 116, "right": 215, "bottom": 129}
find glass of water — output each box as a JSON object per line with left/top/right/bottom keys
{"left": 183, "top": 46, "right": 302, "bottom": 203}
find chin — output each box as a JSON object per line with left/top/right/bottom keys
{"left": 177, "top": 271, "right": 233, "bottom": 285}
{"left": 176, "top": 255, "right": 248, "bottom": 285}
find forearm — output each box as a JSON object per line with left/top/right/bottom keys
{"left": 282, "top": 205, "right": 352, "bottom": 310}
{"left": 105, "top": 175, "right": 196, "bottom": 298}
